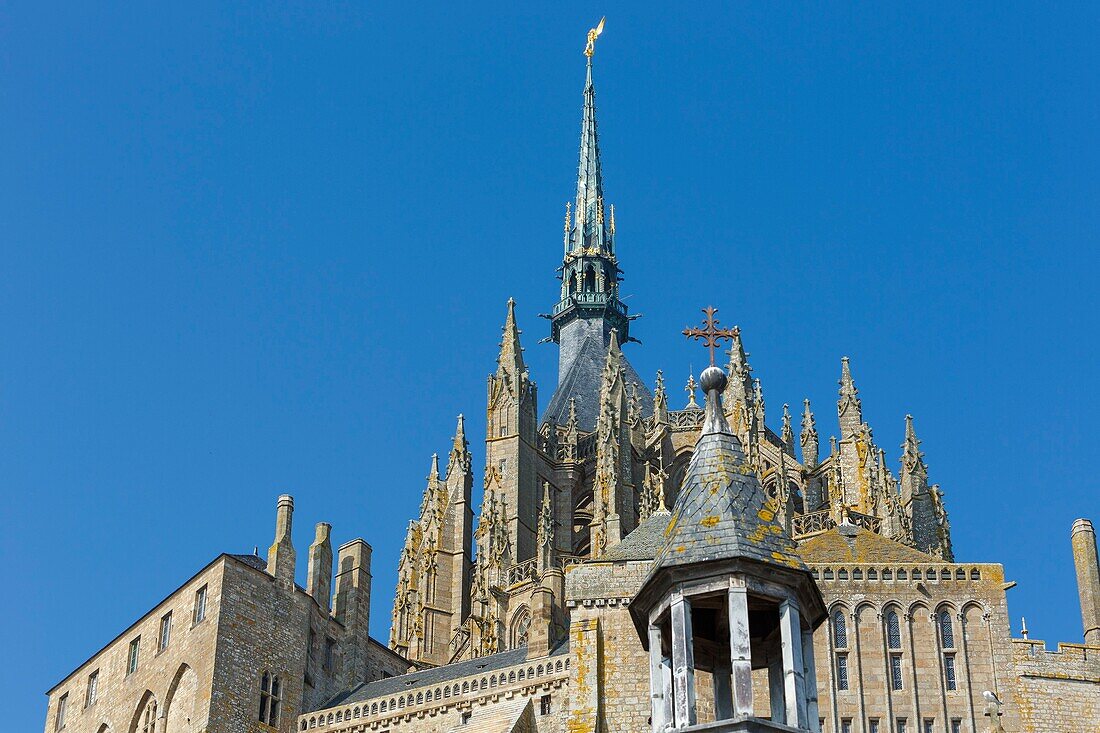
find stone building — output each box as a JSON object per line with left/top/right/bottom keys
{"left": 44, "top": 23, "right": 1100, "bottom": 733}
{"left": 42, "top": 496, "right": 408, "bottom": 733}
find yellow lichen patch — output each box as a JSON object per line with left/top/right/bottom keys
{"left": 758, "top": 507, "right": 775, "bottom": 522}
{"left": 700, "top": 515, "right": 720, "bottom": 528}
{"left": 675, "top": 545, "right": 686, "bottom": 553}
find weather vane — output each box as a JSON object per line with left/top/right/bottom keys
{"left": 683, "top": 306, "right": 739, "bottom": 367}
{"left": 585, "top": 17, "right": 606, "bottom": 58}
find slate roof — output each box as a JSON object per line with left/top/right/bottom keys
{"left": 543, "top": 330, "right": 652, "bottom": 432}
{"left": 649, "top": 387, "right": 806, "bottom": 575}
{"left": 320, "top": 641, "right": 568, "bottom": 709}
{"left": 798, "top": 526, "right": 940, "bottom": 564}
{"left": 605, "top": 511, "right": 673, "bottom": 561}
{"left": 231, "top": 553, "right": 268, "bottom": 571}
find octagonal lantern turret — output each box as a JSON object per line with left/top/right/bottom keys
{"left": 630, "top": 364, "right": 827, "bottom": 733}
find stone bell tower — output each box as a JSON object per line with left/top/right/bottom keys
{"left": 631, "top": 309, "right": 827, "bottom": 732}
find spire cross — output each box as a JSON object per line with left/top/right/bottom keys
{"left": 682, "top": 306, "right": 739, "bottom": 366}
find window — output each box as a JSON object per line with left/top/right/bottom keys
{"left": 897, "top": 719, "right": 907, "bottom": 733}
{"left": 832, "top": 609, "right": 848, "bottom": 648}
{"left": 890, "top": 654, "right": 904, "bottom": 690}
{"left": 886, "top": 609, "right": 902, "bottom": 649}
{"left": 324, "top": 637, "right": 335, "bottom": 671}
{"left": 159, "top": 612, "right": 172, "bottom": 652}
{"left": 841, "top": 719, "right": 852, "bottom": 733}
{"left": 259, "top": 672, "right": 281, "bottom": 726}
{"left": 85, "top": 669, "right": 99, "bottom": 708}
{"left": 540, "top": 694, "right": 551, "bottom": 715}
{"left": 869, "top": 719, "right": 880, "bottom": 733}
{"left": 461, "top": 711, "right": 472, "bottom": 725}
{"left": 924, "top": 719, "right": 935, "bottom": 733}
{"left": 944, "top": 654, "right": 957, "bottom": 691}
{"left": 194, "top": 585, "right": 208, "bottom": 624}
{"left": 55, "top": 693, "right": 68, "bottom": 729}
{"left": 939, "top": 610, "right": 955, "bottom": 649}
{"left": 836, "top": 654, "right": 849, "bottom": 690}
{"left": 950, "top": 719, "right": 962, "bottom": 733}
{"left": 140, "top": 698, "right": 158, "bottom": 733}
{"left": 128, "top": 637, "right": 141, "bottom": 675}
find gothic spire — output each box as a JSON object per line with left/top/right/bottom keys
{"left": 837, "top": 356, "right": 863, "bottom": 437}
{"left": 497, "top": 298, "right": 526, "bottom": 378}
{"left": 447, "top": 414, "right": 472, "bottom": 476}
{"left": 800, "top": 399, "right": 819, "bottom": 468}
{"left": 570, "top": 52, "right": 610, "bottom": 255}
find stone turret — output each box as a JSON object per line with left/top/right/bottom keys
{"left": 486, "top": 298, "right": 540, "bottom": 564}
{"left": 1072, "top": 518, "right": 1100, "bottom": 645}
{"left": 307, "top": 522, "right": 333, "bottom": 611}
{"left": 266, "top": 494, "right": 296, "bottom": 591}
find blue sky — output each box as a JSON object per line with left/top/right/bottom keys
{"left": 3, "top": 2, "right": 1098, "bottom": 727}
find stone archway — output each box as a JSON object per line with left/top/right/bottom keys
{"left": 164, "top": 664, "right": 199, "bottom": 732}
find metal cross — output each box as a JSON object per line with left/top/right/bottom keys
{"left": 682, "top": 306, "right": 739, "bottom": 366}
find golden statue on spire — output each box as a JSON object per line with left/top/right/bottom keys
{"left": 584, "top": 17, "right": 606, "bottom": 58}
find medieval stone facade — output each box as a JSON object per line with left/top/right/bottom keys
{"left": 43, "top": 28, "right": 1100, "bottom": 733}
{"left": 42, "top": 497, "right": 408, "bottom": 733}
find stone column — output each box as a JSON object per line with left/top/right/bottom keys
{"left": 649, "top": 624, "right": 672, "bottom": 732}
{"left": 1071, "top": 518, "right": 1100, "bottom": 645}
{"left": 780, "top": 598, "right": 809, "bottom": 729}
{"left": 670, "top": 591, "right": 697, "bottom": 727}
{"left": 727, "top": 583, "right": 754, "bottom": 717}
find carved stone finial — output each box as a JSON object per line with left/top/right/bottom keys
{"left": 685, "top": 374, "right": 699, "bottom": 409}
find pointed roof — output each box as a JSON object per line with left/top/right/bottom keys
{"left": 497, "top": 298, "right": 525, "bottom": 377}
{"left": 570, "top": 57, "right": 608, "bottom": 254}
{"left": 650, "top": 366, "right": 806, "bottom": 574}
{"left": 543, "top": 328, "right": 651, "bottom": 431}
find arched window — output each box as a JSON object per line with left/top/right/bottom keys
{"left": 939, "top": 609, "right": 958, "bottom": 690}
{"left": 259, "top": 672, "right": 281, "bottom": 726}
{"left": 832, "top": 609, "right": 848, "bottom": 649}
{"left": 832, "top": 609, "right": 849, "bottom": 691}
{"left": 885, "top": 610, "right": 902, "bottom": 650}
{"left": 511, "top": 607, "right": 531, "bottom": 649}
{"left": 569, "top": 271, "right": 578, "bottom": 293}
{"left": 583, "top": 266, "right": 595, "bottom": 292}
{"left": 938, "top": 610, "right": 955, "bottom": 649}
{"left": 885, "top": 610, "right": 903, "bottom": 691}
{"left": 140, "top": 698, "right": 158, "bottom": 733}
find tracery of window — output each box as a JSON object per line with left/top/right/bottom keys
{"left": 511, "top": 609, "right": 531, "bottom": 649}
{"left": 140, "top": 699, "right": 158, "bottom": 733}
{"left": 259, "top": 672, "right": 281, "bottom": 726}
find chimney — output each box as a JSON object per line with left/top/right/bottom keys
{"left": 334, "top": 539, "right": 373, "bottom": 685}
{"left": 307, "top": 522, "right": 333, "bottom": 612}
{"left": 1071, "top": 518, "right": 1100, "bottom": 645}
{"left": 266, "top": 494, "right": 296, "bottom": 590}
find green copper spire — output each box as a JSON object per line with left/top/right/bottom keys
{"left": 542, "top": 22, "right": 649, "bottom": 432}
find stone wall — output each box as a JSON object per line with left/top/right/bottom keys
{"left": 809, "top": 562, "right": 1021, "bottom": 733}
{"left": 43, "top": 558, "right": 225, "bottom": 733}
{"left": 1011, "top": 640, "right": 1100, "bottom": 733}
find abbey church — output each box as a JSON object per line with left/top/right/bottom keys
{"left": 43, "top": 25, "right": 1099, "bottom": 733}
